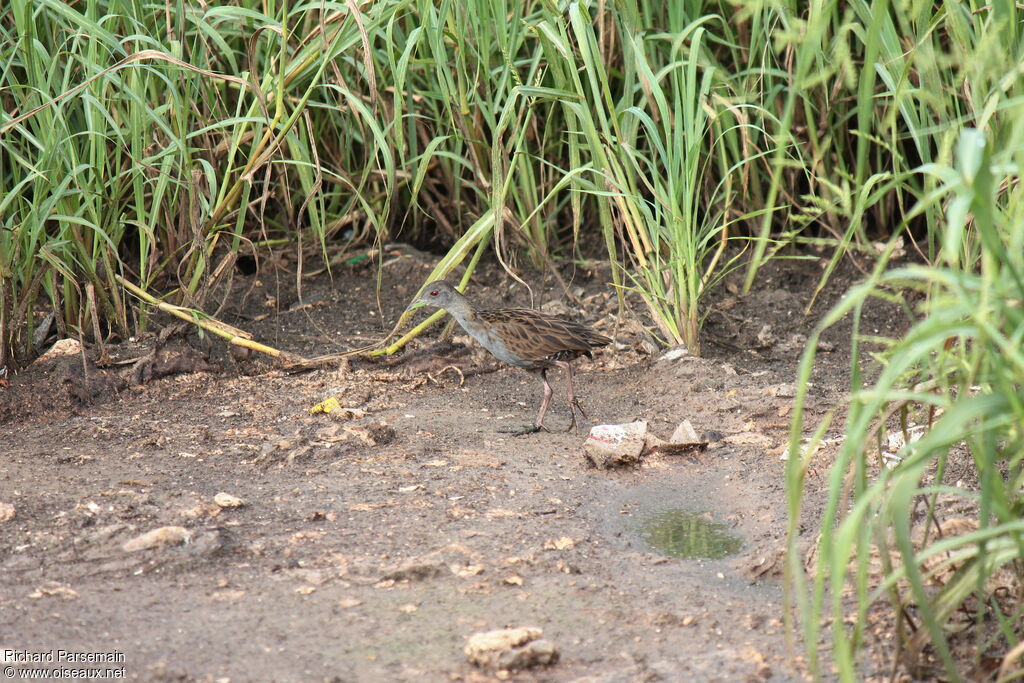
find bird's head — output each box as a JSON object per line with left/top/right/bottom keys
{"left": 406, "top": 280, "right": 461, "bottom": 312}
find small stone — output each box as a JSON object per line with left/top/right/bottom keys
{"left": 465, "top": 627, "right": 558, "bottom": 671}
{"left": 772, "top": 382, "right": 798, "bottom": 398}
{"left": 0, "top": 502, "right": 14, "bottom": 523}
{"left": 214, "top": 492, "right": 245, "bottom": 508}
{"left": 382, "top": 560, "right": 445, "bottom": 582}
{"left": 185, "top": 530, "right": 223, "bottom": 557}
{"left": 754, "top": 325, "right": 775, "bottom": 347}
{"left": 122, "top": 526, "right": 191, "bottom": 552}
{"left": 669, "top": 420, "right": 700, "bottom": 444}
{"left": 648, "top": 419, "right": 709, "bottom": 457}
{"left": 180, "top": 502, "right": 221, "bottom": 518}
{"left": 543, "top": 537, "right": 576, "bottom": 551}
{"left": 453, "top": 564, "right": 485, "bottom": 578}
{"left": 466, "top": 627, "right": 541, "bottom": 654}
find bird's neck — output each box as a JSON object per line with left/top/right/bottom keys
{"left": 443, "top": 294, "right": 488, "bottom": 337}
{"left": 443, "top": 293, "right": 477, "bottom": 324}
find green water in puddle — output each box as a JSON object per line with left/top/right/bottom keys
{"left": 639, "top": 509, "right": 742, "bottom": 559}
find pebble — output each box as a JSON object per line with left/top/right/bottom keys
{"left": 121, "top": 526, "right": 191, "bottom": 552}
{"left": 465, "top": 627, "right": 559, "bottom": 671}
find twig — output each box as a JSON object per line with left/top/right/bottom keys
{"left": 116, "top": 275, "right": 294, "bottom": 361}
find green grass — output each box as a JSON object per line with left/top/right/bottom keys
{"left": 787, "top": 133, "right": 1024, "bottom": 678}
{"left": 0, "top": 1, "right": 780, "bottom": 363}
{"left": 0, "top": 0, "right": 403, "bottom": 367}
{"left": 3, "top": 1, "right": 1015, "bottom": 363}
{"left": 778, "top": 1, "right": 1024, "bottom": 677}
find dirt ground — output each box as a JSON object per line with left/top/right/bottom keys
{"left": 0, "top": 248, "right": 907, "bottom": 682}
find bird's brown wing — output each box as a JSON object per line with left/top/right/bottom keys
{"left": 478, "top": 309, "right": 611, "bottom": 364}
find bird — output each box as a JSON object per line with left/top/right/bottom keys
{"left": 407, "top": 280, "right": 611, "bottom": 435}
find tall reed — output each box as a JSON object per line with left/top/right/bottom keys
{"left": 786, "top": 2, "right": 1024, "bottom": 664}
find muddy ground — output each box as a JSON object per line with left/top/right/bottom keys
{"left": 0, "top": 248, "right": 908, "bottom": 681}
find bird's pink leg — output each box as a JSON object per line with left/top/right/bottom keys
{"left": 556, "top": 361, "right": 588, "bottom": 432}
{"left": 534, "top": 370, "right": 554, "bottom": 431}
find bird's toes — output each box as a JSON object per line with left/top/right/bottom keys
{"left": 498, "top": 424, "right": 545, "bottom": 436}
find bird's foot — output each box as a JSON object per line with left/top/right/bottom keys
{"left": 572, "top": 399, "right": 590, "bottom": 420}
{"left": 566, "top": 400, "right": 591, "bottom": 433}
{"left": 499, "top": 424, "right": 546, "bottom": 436}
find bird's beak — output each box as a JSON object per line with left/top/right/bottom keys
{"left": 405, "top": 298, "right": 426, "bottom": 313}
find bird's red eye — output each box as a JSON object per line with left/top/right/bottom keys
{"left": 430, "top": 290, "right": 439, "bottom": 296}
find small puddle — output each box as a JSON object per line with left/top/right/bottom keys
{"left": 639, "top": 509, "right": 742, "bottom": 559}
